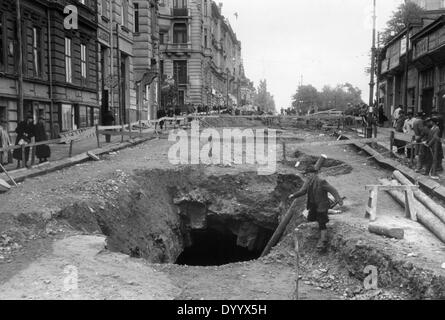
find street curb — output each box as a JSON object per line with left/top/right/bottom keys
{"left": 340, "top": 134, "right": 445, "bottom": 203}
{"left": 0, "top": 137, "right": 156, "bottom": 185}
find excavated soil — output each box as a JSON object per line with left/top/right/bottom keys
{"left": 55, "top": 168, "right": 306, "bottom": 266}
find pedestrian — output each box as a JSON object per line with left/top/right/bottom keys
{"left": 378, "top": 104, "right": 387, "bottom": 127}
{"left": 423, "top": 118, "right": 442, "bottom": 179}
{"left": 432, "top": 112, "right": 444, "bottom": 172}
{"left": 13, "top": 113, "right": 35, "bottom": 168}
{"left": 393, "top": 105, "right": 402, "bottom": 128}
{"left": 394, "top": 111, "right": 407, "bottom": 155}
{"left": 34, "top": 117, "right": 51, "bottom": 164}
{"left": 157, "top": 108, "right": 166, "bottom": 130}
{"left": 403, "top": 113, "right": 415, "bottom": 159}
{"left": 103, "top": 109, "right": 115, "bottom": 143}
{"left": 288, "top": 165, "right": 344, "bottom": 251}
{"left": 431, "top": 111, "right": 444, "bottom": 138}
{"left": 413, "top": 112, "right": 425, "bottom": 171}
{"left": 0, "top": 119, "right": 11, "bottom": 165}
{"left": 416, "top": 115, "right": 431, "bottom": 174}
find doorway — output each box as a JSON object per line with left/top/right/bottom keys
{"left": 422, "top": 89, "right": 434, "bottom": 116}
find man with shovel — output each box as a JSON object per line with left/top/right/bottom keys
{"left": 289, "top": 164, "right": 344, "bottom": 251}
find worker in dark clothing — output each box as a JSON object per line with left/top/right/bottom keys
{"left": 103, "top": 110, "right": 115, "bottom": 143}
{"left": 424, "top": 118, "right": 443, "bottom": 178}
{"left": 289, "top": 165, "right": 344, "bottom": 251}
{"left": 432, "top": 112, "right": 444, "bottom": 172}
{"left": 156, "top": 108, "right": 166, "bottom": 130}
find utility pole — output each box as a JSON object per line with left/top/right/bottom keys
{"left": 369, "top": 0, "right": 377, "bottom": 108}
{"left": 16, "top": 0, "right": 24, "bottom": 122}
{"left": 404, "top": 23, "right": 410, "bottom": 113}
{"left": 116, "top": 23, "right": 123, "bottom": 125}
{"left": 226, "top": 70, "right": 229, "bottom": 112}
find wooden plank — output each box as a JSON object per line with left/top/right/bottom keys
{"left": 0, "top": 178, "right": 11, "bottom": 193}
{"left": 87, "top": 151, "right": 100, "bottom": 161}
{"left": 369, "top": 223, "right": 404, "bottom": 240}
{"left": 365, "top": 185, "right": 419, "bottom": 191}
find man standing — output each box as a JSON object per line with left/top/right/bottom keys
{"left": 403, "top": 113, "right": 415, "bottom": 159}
{"left": 289, "top": 166, "right": 344, "bottom": 251}
{"left": 393, "top": 105, "right": 402, "bottom": 128}
{"left": 12, "top": 113, "right": 35, "bottom": 168}
{"left": 423, "top": 118, "right": 442, "bottom": 179}
{"left": 432, "top": 112, "right": 444, "bottom": 172}
{"left": 413, "top": 112, "right": 426, "bottom": 172}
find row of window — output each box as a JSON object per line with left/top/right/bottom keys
{"left": 64, "top": 38, "right": 88, "bottom": 84}
{"left": 0, "top": 12, "right": 88, "bottom": 84}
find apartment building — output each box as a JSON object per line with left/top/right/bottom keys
{"left": 409, "top": 0, "right": 445, "bottom": 11}
{"left": 133, "top": 0, "right": 160, "bottom": 121}
{"left": 97, "top": 0, "right": 137, "bottom": 125}
{"left": 0, "top": 0, "right": 99, "bottom": 139}
{"left": 157, "top": 0, "right": 245, "bottom": 111}
{"left": 377, "top": 14, "right": 445, "bottom": 120}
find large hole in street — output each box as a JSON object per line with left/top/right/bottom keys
{"left": 175, "top": 225, "right": 273, "bottom": 266}
{"left": 58, "top": 157, "right": 352, "bottom": 267}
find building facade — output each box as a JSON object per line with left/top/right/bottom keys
{"left": 133, "top": 0, "right": 160, "bottom": 121}
{"left": 97, "top": 0, "right": 137, "bottom": 125}
{"left": 0, "top": 0, "right": 99, "bottom": 139}
{"left": 377, "top": 7, "right": 445, "bottom": 120}
{"left": 409, "top": 0, "right": 445, "bottom": 11}
{"left": 157, "top": 0, "right": 246, "bottom": 111}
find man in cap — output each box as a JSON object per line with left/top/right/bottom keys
{"left": 289, "top": 165, "right": 344, "bottom": 251}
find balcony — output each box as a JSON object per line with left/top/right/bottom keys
{"left": 172, "top": 7, "right": 190, "bottom": 17}
{"left": 165, "top": 43, "right": 192, "bottom": 56}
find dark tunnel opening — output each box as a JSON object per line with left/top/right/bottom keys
{"left": 175, "top": 226, "right": 272, "bottom": 267}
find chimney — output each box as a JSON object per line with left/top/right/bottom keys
{"left": 218, "top": 2, "right": 223, "bottom": 14}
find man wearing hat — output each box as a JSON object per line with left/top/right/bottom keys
{"left": 423, "top": 117, "right": 443, "bottom": 178}
{"left": 289, "top": 165, "right": 344, "bottom": 251}
{"left": 12, "top": 113, "right": 35, "bottom": 168}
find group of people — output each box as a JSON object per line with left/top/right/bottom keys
{"left": 0, "top": 112, "right": 51, "bottom": 169}
{"left": 393, "top": 110, "right": 444, "bottom": 178}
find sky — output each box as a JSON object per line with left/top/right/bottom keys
{"left": 219, "top": 0, "right": 405, "bottom": 110}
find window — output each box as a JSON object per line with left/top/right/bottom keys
{"left": 65, "top": 38, "right": 72, "bottom": 83}
{"left": 32, "top": 27, "right": 42, "bottom": 77}
{"left": 159, "top": 33, "right": 165, "bottom": 44}
{"left": 440, "top": 65, "right": 445, "bottom": 84}
{"left": 173, "top": 23, "right": 187, "bottom": 43}
{"left": 204, "top": 0, "right": 208, "bottom": 16}
{"left": 204, "top": 28, "right": 208, "bottom": 48}
{"left": 134, "top": 3, "right": 140, "bottom": 33}
{"left": 160, "top": 60, "right": 164, "bottom": 78}
{"left": 174, "top": 0, "right": 187, "bottom": 8}
{"left": 122, "top": 0, "right": 129, "bottom": 27}
{"left": 101, "top": 0, "right": 109, "bottom": 17}
{"left": 173, "top": 60, "right": 187, "bottom": 85}
{"left": 81, "top": 43, "right": 87, "bottom": 81}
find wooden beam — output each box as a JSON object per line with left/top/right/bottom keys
{"left": 365, "top": 185, "right": 419, "bottom": 191}
{"left": 369, "top": 223, "right": 404, "bottom": 240}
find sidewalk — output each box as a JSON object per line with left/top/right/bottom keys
{"left": 1, "top": 128, "right": 157, "bottom": 182}
{"left": 341, "top": 129, "right": 445, "bottom": 202}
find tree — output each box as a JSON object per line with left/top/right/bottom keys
{"left": 292, "top": 83, "right": 364, "bottom": 113}
{"left": 381, "top": 2, "right": 424, "bottom": 44}
{"left": 318, "top": 84, "right": 363, "bottom": 111}
{"left": 254, "top": 80, "right": 276, "bottom": 113}
{"left": 291, "top": 85, "right": 320, "bottom": 114}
